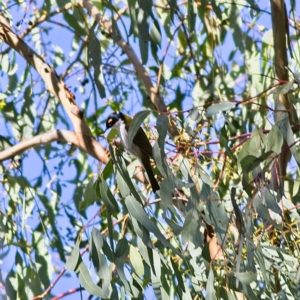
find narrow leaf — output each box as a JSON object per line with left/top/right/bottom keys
{"left": 205, "top": 102, "right": 236, "bottom": 117}
{"left": 206, "top": 268, "right": 217, "bottom": 300}
{"left": 88, "top": 24, "right": 106, "bottom": 98}
{"left": 233, "top": 272, "right": 256, "bottom": 284}
{"left": 125, "top": 196, "right": 181, "bottom": 256}
{"left": 65, "top": 242, "right": 80, "bottom": 271}
{"left": 78, "top": 261, "right": 108, "bottom": 298}
{"left": 130, "top": 245, "right": 145, "bottom": 277}
{"left": 127, "top": 110, "right": 150, "bottom": 149}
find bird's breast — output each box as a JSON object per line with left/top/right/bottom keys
{"left": 118, "top": 123, "right": 143, "bottom": 159}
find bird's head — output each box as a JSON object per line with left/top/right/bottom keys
{"left": 105, "top": 112, "right": 126, "bottom": 130}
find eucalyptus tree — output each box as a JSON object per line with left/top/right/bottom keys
{"left": 1, "top": 0, "right": 300, "bottom": 299}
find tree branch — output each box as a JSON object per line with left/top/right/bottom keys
{"left": 0, "top": 129, "right": 108, "bottom": 162}
{"left": 271, "top": 0, "right": 291, "bottom": 178}
{"left": 0, "top": 12, "right": 109, "bottom": 164}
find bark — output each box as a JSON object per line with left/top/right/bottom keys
{"left": 270, "top": 0, "right": 291, "bottom": 180}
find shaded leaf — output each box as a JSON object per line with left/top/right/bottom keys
{"left": 181, "top": 209, "right": 202, "bottom": 247}
{"left": 125, "top": 196, "right": 181, "bottom": 256}
{"left": 88, "top": 24, "right": 106, "bottom": 98}
{"left": 240, "top": 152, "right": 273, "bottom": 173}
{"left": 90, "top": 229, "right": 111, "bottom": 295}
{"left": 264, "top": 188, "right": 282, "bottom": 215}
{"left": 79, "top": 178, "right": 99, "bottom": 211}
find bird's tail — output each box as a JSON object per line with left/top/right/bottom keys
{"left": 142, "top": 157, "right": 160, "bottom": 193}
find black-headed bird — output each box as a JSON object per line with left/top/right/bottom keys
{"left": 106, "top": 112, "right": 159, "bottom": 192}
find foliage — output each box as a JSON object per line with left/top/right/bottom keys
{"left": 1, "top": 0, "right": 300, "bottom": 299}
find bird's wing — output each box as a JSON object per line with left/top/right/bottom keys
{"left": 124, "top": 114, "right": 154, "bottom": 158}
{"left": 133, "top": 127, "right": 154, "bottom": 158}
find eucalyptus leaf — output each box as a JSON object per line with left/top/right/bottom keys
{"left": 125, "top": 196, "right": 181, "bottom": 256}
{"left": 65, "top": 243, "right": 80, "bottom": 271}
{"left": 206, "top": 268, "right": 217, "bottom": 300}
{"left": 127, "top": 110, "right": 150, "bottom": 150}
{"left": 78, "top": 261, "right": 109, "bottom": 298}
{"left": 205, "top": 102, "right": 236, "bottom": 117}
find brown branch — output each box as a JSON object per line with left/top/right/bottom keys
{"left": 271, "top": 0, "right": 291, "bottom": 180}
{"left": 0, "top": 129, "right": 108, "bottom": 163}
{"left": 51, "top": 287, "right": 84, "bottom": 300}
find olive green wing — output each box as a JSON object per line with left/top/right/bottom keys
{"left": 133, "top": 127, "right": 154, "bottom": 158}
{"left": 124, "top": 114, "right": 153, "bottom": 158}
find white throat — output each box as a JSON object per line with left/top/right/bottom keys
{"left": 112, "top": 119, "right": 142, "bottom": 159}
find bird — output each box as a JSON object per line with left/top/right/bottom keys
{"left": 105, "top": 111, "right": 160, "bottom": 192}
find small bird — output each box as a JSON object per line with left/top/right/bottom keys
{"left": 106, "top": 112, "right": 160, "bottom": 192}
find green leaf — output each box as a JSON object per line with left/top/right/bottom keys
{"left": 107, "top": 128, "right": 118, "bottom": 143}
{"left": 136, "top": 1, "right": 150, "bottom": 64}
{"left": 187, "top": 0, "right": 197, "bottom": 33}
{"left": 266, "top": 125, "right": 283, "bottom": 154}
{"left": 220, "top": 126, "right": 237, "bottom": 163}
{"left": 253, "top": 195, "right": 281, "bottom": 229}
{"left": 137, "top": 235, "right": 154, "bottom": 267}
{"left": 151, "top": 250, "right": 163, "bottom": 300}
{"left": 181, "top": 209, "right": 202, "bottom": 247}
{"left": 205, "top": 102, "right": 236, "bottom": 117}
{"left": 150, "top": 18, "right": 161, "bottom": 47}
{"left": 231, "top": 188, "right": 244, "bottom": 236}
{"left": 206, "top": 268, "right": 217, "bottom": 300}
{"left": 233, "top": 272, "right": 256, "bottom": 284}
{"left": 63, "top": 11, "right": 86, "bottom": 36}
{"left": 128, "top": 110, "right": 150, "bottom": 149}
{"left": 116, "top": 237, "right": 130, "bottom": 259}
{"left": 88, "top": 24, "right": 106, "bottom": 98}
{"left": 65, "top": 242, "right": 80, "bottom": 271}
{"left": 170, "top": 259, "right": 185, "bottom": 292}
{"left": 109, "top": 145, "right": 143, "bottom": 203}
{"left": 78, "top": 261, "right": 108, "bottom": 298}
{"left": 125, "top": 195, "right": 181, "bottom": 256}
{"left": 240, "top": 151, "right": 273, "bottom": 173}
{"left": 153, "top": 114, "right": 183, "bottom": 187}
{"left": 130, "top": 244, "right": 145, "bottom": 277}
{"left": 254, "top": 245, "right": 270, "bottom": 287}
{"left": 159, "top": 178, "right": 176, "bottom": 213}
{"left": 102, "top": 159, "right": 114, "bottom": 179}
{"left": 128, "top": 0, "right": 138, "bottom": 36}
{"left": 205, "top": 192, "right": 229, "bottom": 243}
{"left": 96, "top": 177, "right": 119, "bottom": 212}
{"left": 264, "top": 188, "right": 282, "bottom": 215}
{"left": 276, "top": 102, "right": 300, "bottom": 165}
{"left": 115, "top": 238, "right": 140, "bottom": 297}
{"left": 89, "top": 229, "right": 111, "bottom": 295}
{"left": 184, "top": 107, "right": 202, "bottom": 135}
{"left": 79, "top": 178, "right": 99, "bottom": 211}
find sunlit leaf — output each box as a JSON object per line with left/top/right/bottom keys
{"left": 127, "top": 110, "right": 150, "bottom": 149}
{"left": 130, "top": 244, "right": 145, "bottom": 277}
{"left": 205, "top": 102, "right": 236, "bottom": 117}
{"left": 65, "top": 242, "right": 80, "bottom": 271}
{"left": 206, "top": 268, "right": 217, "bottom": 300}
{"left": 78, "top": 261, "right": 109, "bottom": 298}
